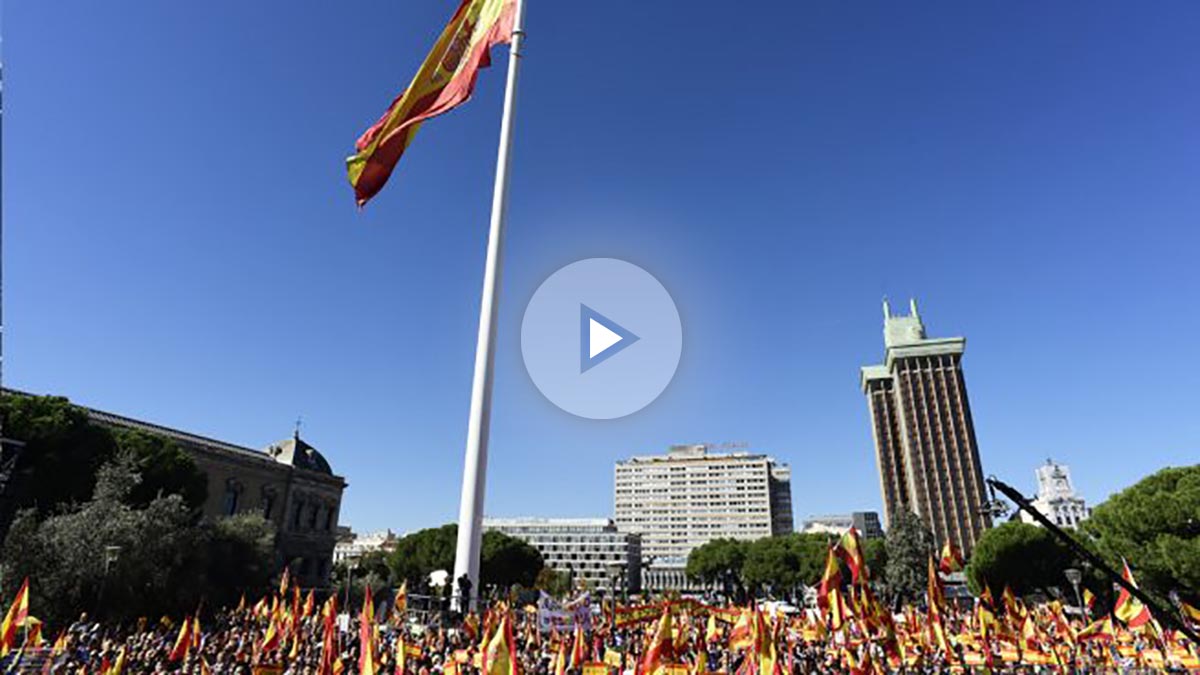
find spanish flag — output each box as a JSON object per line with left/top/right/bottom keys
{"left": 1114, "top": 559, "right": 1152, "bottom": 628}
{"left": 816, "top": 546, "right": 843, "bottom": 611}
{"left": 0, "top": 578, "right": 29, "bottom": 656}
{"left": 168, "top": 616, "right": 192, "bottom": 661}
{"left": 483, "top": 614, "right": 520, "bottom": 675}
{"left": 938, "top": 540, "right": 964, "bottom": 574}
{"left": 641, "top": 606, "right": 673, "bottom": 675}
{"left": 346, "top": 0, "right": 518, "bottom": 206}
{"left": 836, "top": 527, "right": 868, "bottom": 584}
{"left": 360, "top": 586, "right": 379, "bottom": 675}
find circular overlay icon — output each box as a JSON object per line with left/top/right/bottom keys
{"left": 521, "top": 258, "right": 682, "bottom": 420}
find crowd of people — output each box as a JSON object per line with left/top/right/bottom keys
{"left": 3, "top": 532, "right": 1200, "bottom": 674}
{"left": 3, "top": 582, "right": 1200, "bottom": 674}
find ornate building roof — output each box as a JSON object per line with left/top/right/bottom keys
{"left": 266, "top": 433, "right": 334, "bottom": 475}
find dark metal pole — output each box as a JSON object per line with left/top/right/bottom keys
{"left": 985, "top": 475, "right": 1200, "bottom": 644}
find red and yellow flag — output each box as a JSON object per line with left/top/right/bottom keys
{"left": 0, "top": 577, "right": 30, "bottom": 655}
{"left": 168, "top": 616, "right": 192, "bottom": 661}
{"left": 346, "top": 0, "right": 518, "bottom": 206}
{"left": 1114, "top": 559, "right": 1152, "bottom": 628}
{"left": 569, "top": 623, "right": 586, "bottom": 669}
{"left": 938, "top": 540, "right": 964, "bottom": 574}
{"left": 817, "top": 546, "right": 843, "bottom": 611}
{"left": 360, "top": 587, "right": 379, "bottom": 675}
{"left": 483, "top": 613, "right": 520, "bottom": 675}
{"left": 641, "top": 605, "right": 673, "bottom": 675}
{"left": 836, "top": 527, "right": 868, "bottom": 585}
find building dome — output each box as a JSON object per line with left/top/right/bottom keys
{"left": 266, "top": 433, "right": 334, "bottom": 475}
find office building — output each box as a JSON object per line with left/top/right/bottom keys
{"left": 860, "top": 300, "right": 990, "bottom": 554}
{"left": 483, "top": 517, "right": 642, "bottom": 593}
{"left": 802, "top": 512, "right": 884, "bottom": 539}
{"left": 613, "top": 444, "right": 794, "bottom": 568}
{"left": 1019, "top": 459, "right": 1090, "bottom": 529}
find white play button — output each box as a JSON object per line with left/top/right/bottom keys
{"left": 589, "top": 318, "right": 623, "bottom": 358}
{"left": 580, "top": 304, "right": 639, "bottom": 373}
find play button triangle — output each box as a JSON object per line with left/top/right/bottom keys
{"left": 580, "top": 304, "right": 639, "bottom": 373}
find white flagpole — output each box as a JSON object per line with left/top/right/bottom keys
{"left": 451, "top": 0, "right": 526, "bottom": 613}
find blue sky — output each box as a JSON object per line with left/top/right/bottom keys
{"left": 5, "top": 1, "right": 1199, "bottom": 535}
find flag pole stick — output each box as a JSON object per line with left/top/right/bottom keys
{"left": 451, "top": 0, "right": 526, "bottom": 614}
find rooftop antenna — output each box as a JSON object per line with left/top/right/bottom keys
{"left": 293, "top": 416, "right": 302, "bottom": 440}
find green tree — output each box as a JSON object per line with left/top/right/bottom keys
{"left": 388, "top": 524, "right": 459, "bottom": 588}
{"left": 534, "top": 567, "right": 573, "bottom": 596}
{"left": 743, "top": 535, "right": 803, "bottom": 591}
{"left": 686, "top": 538, "right": 750, "bottom": 584}
{"left": 387, "top": 525, "right": 544, "bottom": 592}
{"left": 966, "top": 521, "right": 1075, "bottom": 597}
{"left": 1083, "top": 464, "right": 1200, "bottom": 602}
{"left": 742, "top": 533, "right": 830, "bottom": 594}
{"left": 0, "top": 393, "right": 116, "bottom": 516}
{"left": 863, "top": 538, "right": 888, "bottom": 586}
{"left": 481, "top": 530, "right": 544, "bottom": 589}
{"left": 113, "top": 428, "right": 208, "bottom": 510}
{"left": 884, "top": 510, "right": 934, "bottom": 603}
{"left": 1, "top": 452, "right": 274, "bottom": 625}
{"left": 0, "top": 393, "right": 209, "bottom": 520}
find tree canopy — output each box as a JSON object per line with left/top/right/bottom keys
{"left": 884, "top": 510, "right": 934, "bottom": 603}
{"left": 742, "top": 533, "right": 830, "bottom": 590}
{"left": 2, "top": 452, "right": 273, "bottom": 625}
{"left": 686, "top": 538, "right": 749, "bottom": 585}
{"left": 966, "top": 521, "right": 1076, "bottom": 597}
{"left": 1083, "top": 464, "right": 1200, "bottom": 602}
{"left": 386, "top": 525, "right": 544, "bottom": 593}
{"left": 0, "top": 393, "right": 208, "bottom": 520}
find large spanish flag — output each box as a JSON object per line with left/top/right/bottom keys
{"left": 347, "top": 0, "right": 517, "bottom": 206}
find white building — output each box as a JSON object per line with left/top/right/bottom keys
{"left": 483, "top": 517, "right": 642, "bottom": 593}
{"left": 801, "top": 512, "right": 884, "bottom": 539}
{"left": 332, "top": 528, "right": 400, "bottom": 565}
{"left": 613, "top": 444, "right": 794, "bottom": 569}
{"left": 1019, "top": 459, "right": 1090, "bottom": 529}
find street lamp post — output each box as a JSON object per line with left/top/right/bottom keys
{"left": 1064, "top": 568, "right": 1085, "bottom": 620}
{"left": 95, "top": 545, "right": 121, "bottom": 617}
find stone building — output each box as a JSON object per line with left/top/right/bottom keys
{"left": 81, "top": 403, "right": 347, "bottom": 587}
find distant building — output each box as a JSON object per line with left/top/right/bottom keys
{"left": 802, "top": 512, "right": 884, "bottom": 539}
{"left": 483, "top": 517, "right": 642, "bottom": 593}
{"left": 333, "top": 528, "right": 401, "bottom": 565}
{"left": 614, "top": 444, "right": 793, "bottom": 568}
{"left": 1019, "top": 459, "right": 1090, "bottom": 529}
{"left": 7, "top": 389, "right": 347, "bottom": 588}
{"left": 860, "top": 300, "right": 991, "bottom": 555}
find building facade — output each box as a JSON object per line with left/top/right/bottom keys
{"left": 333, "top": 528, "right": 401, "bottom": 565}
{"left": 80, "top": 401, "right": 347, "bottom": 587}
{"left": 1019, "top": 459, "right": 1090, "bottom": 529}
{"left": 483, "top": 517, "right": 641, "bottom": 593}
{"left": 802, "top": 512, "right": 884, "bottom": 539}
{"left": 860, "top": 300, "right": 990, "bottom": 554}
{"left": 613, "top": 444, "right": 794, "bottom": 570}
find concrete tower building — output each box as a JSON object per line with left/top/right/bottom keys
{"left": 860, "top": 300, "right": 991, "bottom": 554}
